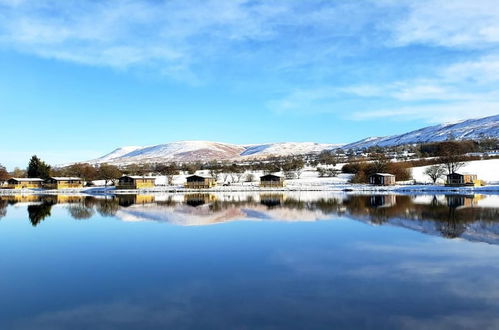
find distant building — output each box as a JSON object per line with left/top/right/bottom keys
{"left": 116, "top": 176, "right": 156, "bottom": 190}
{"left": 45, "top": 177, "right": 83, "bottom": 189}
{"left": 5, "top": 178, "right": 44, "bottom": 189}
{"left": 260, "top": 174, "right": 285, "bottom": 188}
{"left": 185, "top": 175, "right": 217, "bottom": 189}
{"left": 368, "top": 173, "right": 396, "bottom": 186}
{"left": 446, "top": 173, "right": 483, "bottom": 187}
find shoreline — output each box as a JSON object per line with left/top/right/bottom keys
{"left": 1, "top": 184, "right": 499, "bottom": 195}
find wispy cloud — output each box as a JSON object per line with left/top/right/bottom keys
{"left": 0, "top": 1, "right": 382, "bottom": 79}
{"left": 1, "top": 0, "right": 498, "bottom": 122}
{"left": 387, "top": 0, "right": 499, "bottom": 48}
{"left": 268, "top": 54, "right": 499, "bottom": 122}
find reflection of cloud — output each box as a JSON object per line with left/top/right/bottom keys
{"left": 9, "top": 283, "right": 207, "bottom": 330}
{"left": 271, "top": 237, "right": 499, "bottom": 322}
{"left": 397, "top": 314, "right": 499, "bottom": 330}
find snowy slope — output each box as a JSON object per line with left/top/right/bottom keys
{"left": 90, "top": 141, "right": 245, "bottom": 164}
{"left": 343, "top": 114, "right": 499, "bottom": 150}
{"left": 88, "top": 140, "right": 340, "bottom": 164}
{"left": 87, "top": 115, "right": 499, "bottom": 164}
{"left": 95, "top": 146, "right": 143, "bottom": 163}
{"left": 241, "top": 142, "right": 339, "bottom": 158}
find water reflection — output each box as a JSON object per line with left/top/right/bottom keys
{"left": 1, "top": 193, "right": 499, "bottom": 243}
{"left": 1, "top": 193, "right": 499, "bottom": 329}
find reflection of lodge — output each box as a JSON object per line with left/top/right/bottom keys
{"left": 116, "top": 176, "right": 156, "bottom": 190}
{"left": 260, "top": 193, "right": 286, "bottom": 208}
{"left": 260, "top": 174, "right": 285, "bottom": 188}
{"left": 184, "top": 194, "right": 217, "bottom": 207}
{"left": 185, "top": 175, "right": 217, "bottom": 189}
{"left": 45, "top": 177, "right": 83, "bottom": 189}
{"left": 118, "top": 194, "right": 156, "bottom": 206}
{"left": 56, "top": 195, "right": 85, "bottom": 204}
{"left": 446, "top": 195, "right": 483, "bottom": 209}
{"left": 446, "top": 173, "right": 483, "bottom": 187}
{"left": 5, "top": 178, "right": 44, "bottom": 189}
{"left": 369, "top": 195, "right": 396, "bottom": 208}
{"left": 3, "top": 194, "right": 42, "bottom": 203}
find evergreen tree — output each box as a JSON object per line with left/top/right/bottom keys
{"left": 0, "top": 164, "right": 9, "bottom": 182}
{"left": 26, "top": 155, "right": 51, "bottom": 179}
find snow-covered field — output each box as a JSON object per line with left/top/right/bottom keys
{"left": 411, "top": 159, "right": 499, "bottom": 184}
{"left": 2, "top": 159, "right": 499, "bottom": 194}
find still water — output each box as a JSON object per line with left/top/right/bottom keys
{"left": 1, "top": 192, "right": 499, "bottom": 329}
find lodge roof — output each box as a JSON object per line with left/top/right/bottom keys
{"left": 371, "top": 173, "right": 395, "bottom": 177}
{"left": 260, "top": 174, "right": 283, "bottom": 179}
{"left": 186, "top": 175, "right": 212, "bottom": 179}
{"left": 447, "top": 172, "right": 476, "bottom": 176}
{"left": 48, "top": 177, "right": 82, "bottom": 181}
{"left": 9, "top": 178, "right": 44, "bottom": 182}
{"left": 120, "top": 176, "right": 156, "bottom": 180}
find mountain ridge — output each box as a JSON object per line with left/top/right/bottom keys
{"left": 87, "top": 115, "right": 499, "bottom": 164}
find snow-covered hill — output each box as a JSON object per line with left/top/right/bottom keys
{"left": 343, "top": 114, "right": 499, "bottom": 150}
{"left": 87, "top": 115, "right": 499, "bottom": 164}
{"left": 89, "top": 141, "right": 340, "bottom": 165}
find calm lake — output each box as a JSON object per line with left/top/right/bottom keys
{"left": 1, "top": 192, "right": 499, "bottom": 329}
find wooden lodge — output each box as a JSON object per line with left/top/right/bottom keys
{"left": 45, "top": 177, "right": 83, "bottom": 189}
{"left": 116, "top": 176, "right": 156, "bottom": 190}
{"left": 184, "top": 175, "right": 217, "bottom": 189}
{"left": 5, "top": 178, "right": 44, "bottom": 189}
{"left": 368, "top": 173, "right": 396, "bottom": 186}
{"left": 446, "top": 173, "right": 483, "bottom": 187}
{"left": 260, "top": 174, "right": 285, "bottom": 188}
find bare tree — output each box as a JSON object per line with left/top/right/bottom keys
{"left": 97, "top": 164, "right": 122, "bottom": 186}
{"left": 245, "top": 173, "right": 255, "bottom": 182}
{"left": 433, "top": 141, "right": 469, "bottom": 174}
{"left": 156, "top": 163, "right": 179, "bottom": 185}
{"left": 209, "top": 168, "right": 221, "bottom": 181}
{"left": 424, "top": 165, "right": 446, "bottom": 183}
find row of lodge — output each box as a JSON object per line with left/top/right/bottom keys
{"left": 3, "top": 177, "right": 84, "bottom": 190}
{"left": 1, "top": 172, "right": 483, "bottom": 190}
{"left": 120, "top": 172, "right": 482, "bottom": 187}
{"left": 1, "top": 174, "right": 288, "bottom": 190}
{"left": 116, "top": 175, "right": 285, "bottom": 189}
{"left": 368, "top": 172, "right": 483, "bottom": 186}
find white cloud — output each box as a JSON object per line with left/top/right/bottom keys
{"left": 268, "top": 53, "right": 499, "bottom": 123}
{"left": 388, "top": 0, "right": 499, "bottom": 48}
{"left": 441, "top": 55, "right": 499, "bottom": 83}
{"left": 0, "top": 0, "right": 380, "bottom": 77}
{"left": 350, "top": 102, "right": 499, "bottom": 123}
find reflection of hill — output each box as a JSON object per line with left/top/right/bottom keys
{"left": 2, "top": 193, "right": 499, "bottom": 244}
{"left": 116, "top": 202, "right": 331, "bottom": 226}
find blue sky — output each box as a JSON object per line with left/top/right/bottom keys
{"left": 1, "top": 0, "right": 499, "bottom": 169}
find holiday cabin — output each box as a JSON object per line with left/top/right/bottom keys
{"left": 184, "top": 175, "right": 217, "bottom": 189}
{"left": 260, "top": 174, "right": 285, "bottom": 188}
{"left": 446, "top": 173, "right": 483, "bottom": 187}
{"left": 368, "top": 173, "right": 396, "bottom": 186}
{"left": 45, "top": 177, "right": 83, "bottom": 189}
{"left": 116, "top": 176, "right": 156, "bottom": 189}
{"left": 5, "top": 178, "right": 44, "bottom": 189}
